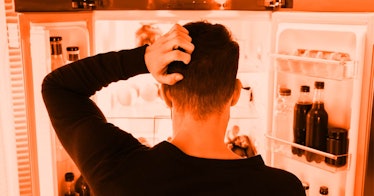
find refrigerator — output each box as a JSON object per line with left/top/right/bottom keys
{"left": 4, "top": 3, "right": 374, "bottom": 196}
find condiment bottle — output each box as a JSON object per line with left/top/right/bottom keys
{"left": 293, "top": 85, "right": 312, "bottom": 156}
{"left": 50, "top": 36, "right": 65, "bottom": 71}
{"left": 64, "top": 172, "right": 76, "bottom": 196}
{"left": 319, "top": 186, "right": 329, "bottom": 195}
{"left": 305, "top": 81, "right": 328, "bottom": 163}
{"left": 66, "top": 46, "right": 80, "bottom": 64}
{"left": 325, "top": 127, "right": 349, "bottom": 167}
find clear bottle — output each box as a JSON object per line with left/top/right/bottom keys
{"left": 292, "top": 85, "right": 312, "bottom": 156}
{"left": 319, "top": 186, "right": 329, "bottom": 195}
{"left": 50, "top": 36, "right": 65, "bottom": 71}
{"left": 274, "top": 87, "right": 293, "bottom": 140}
{"left": 66, "top": 46, "right": 80, "bottom": 64}
{"left": 305, "top": 81, "right": 328, "bottom": 163}
{"left": 64, "top": 172, "right": 76, "bottom": 196}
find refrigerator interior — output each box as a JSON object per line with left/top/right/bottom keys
{"left": 93, "top": 11, "right": 273, "bottom": 156}
{"left": 28, "top": 20, "right": 91, "bottom": 195}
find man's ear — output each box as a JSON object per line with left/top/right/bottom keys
{"left": 231, "top": 79, "right": 242, "bottom": 106}
{"left": 160, "top": 84, "right": 172, "bottom": 108}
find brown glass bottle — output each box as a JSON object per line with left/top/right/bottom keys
{"left": 293, "top": 85, "right": 312, "bottom": 156}
{"left": 305, "top": 81, "right": 328, "bottom": 163}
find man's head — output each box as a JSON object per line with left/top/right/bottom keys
{"left": 161, "top": 21, "right": 241, "bottom": 120}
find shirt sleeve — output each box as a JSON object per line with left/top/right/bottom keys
{"left": 41, "top": 45, "right": 150, "bottom": 183}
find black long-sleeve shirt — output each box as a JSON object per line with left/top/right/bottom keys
{"left": 42, "top": 45, "right": 305, "bottom": 196}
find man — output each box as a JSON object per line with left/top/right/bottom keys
{"left": 42, "top": 22, "right": 305, "bottom": 196}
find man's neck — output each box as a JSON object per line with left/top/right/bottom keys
{"left": 169, "top": 109, "right": 242, "bottom": 159}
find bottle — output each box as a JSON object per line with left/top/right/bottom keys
{"left": 66, "top": 46, "right": 80, "bottom": 64}
{"left": 319, "top": 186, "right": 329, "bottom": 195}
{"left": 75, "top": 175, "right": 90, "bottom": 196}
{"left": 50, "top": 36, "right": 65, "bottom": 71}
{"left": 305, "top": 81, "right": 328, "bottom": 163}
{"left": 64, "top": 172, "right": 76, "bottom": 196}
{"left": 292, "top": 85, "right": 312, "bottom": 156}
{"left": 274, "top": 87, "right": 293, "bottom": 140}
{"left": 325, "top": 127, "right": 349, "bottom": 167}
{"left": 302, "top": 181, "right": 310, "bottom": 196}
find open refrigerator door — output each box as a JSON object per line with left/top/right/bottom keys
{"left": 20, "top": 13, "right": 92, "bottom": 196}
{"left": 267, "top": 12, "right": 374, "bottom": 196}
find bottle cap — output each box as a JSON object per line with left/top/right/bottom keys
{"left": 328, "top": 127, "right": 348, "bottom": 140}
{"left": 279, "top": 88, "right": 291, "bottom": 96}
{"left": 67, "top": 46, "right": 79, "bottom": 51}
{"left": 315, "top": 81, "right": 325, "bottom": 89}
{"left": 65, "top": 172, "right": 75, "bottom": 182}
{"left": 300, "top": 85, "right": 310, "bottom": 92}
{"left": 319, "top": 186, "right": 328, "bottom": 195}
{"left": 50, "top": 36, "right": 62, "bottom": 42}
{"left": 302, "top": 181, "right": 310, "bottom": 190}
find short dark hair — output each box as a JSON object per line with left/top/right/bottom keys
{"left": 163, "top": 21, "right": 240, "bottom": 120}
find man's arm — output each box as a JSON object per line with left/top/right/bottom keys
{"left": 41, "top": 46, "right": 150, "bottom": 173}
{"left": 41, "top": 24, "right": 194, "bottom": 186}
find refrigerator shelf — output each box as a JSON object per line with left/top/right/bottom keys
{"left": 105, "top": 102, "right": 260, "bottom": 119}
{"left": 265, "top": 134, "right": 351, "bottom": 173}
{"left": 273, "top": 54, "right": 356, "bottom": 80}
{"left": 106, "top": 115, "right": 257, "bottom": 147}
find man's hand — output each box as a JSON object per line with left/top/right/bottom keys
{"left": 145, "top": 24, "right": 194, "bottom": 85}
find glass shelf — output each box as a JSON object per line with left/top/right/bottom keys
{"left": 273, "top": 54, "right": 356, "bottom": 80}
{"left": 106, "top": 101, "right": 259, "bottom": 120}
{"left": 265, "top": 134, "right": 351, "bottom": 173}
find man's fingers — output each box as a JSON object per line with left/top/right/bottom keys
{"left": 165, "top": 50, "right": 192, "bottom": 65}
{"left": 162, "top": 26, "right": 194, "bottom": 54}
{"left": 145, "top": 23, "right": 194, "bottom": 85}
{"left": 159, "top": 73, "right": 184, "bottom": 85}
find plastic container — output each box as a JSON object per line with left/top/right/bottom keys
{"left": 274, "top": 87, "right": 293, "bottom": 140}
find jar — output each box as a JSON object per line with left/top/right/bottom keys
{"left": 325, "top": 127, "right": 349, "bottom": 167}
{"left": 66, "top": 46, "right": 80, "bottom": 63}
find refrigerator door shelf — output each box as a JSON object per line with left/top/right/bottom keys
{"left": 28, "top": 20, "right": 91, "bottom": 196}
{"left": 274, "top": 22, "right": 366, "bottom": 80}
{"left": 266, "top": 134, "right": 351, "bottom": 173}
{"left": 273, "top": 54, "right": 356, "bottom": 80}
